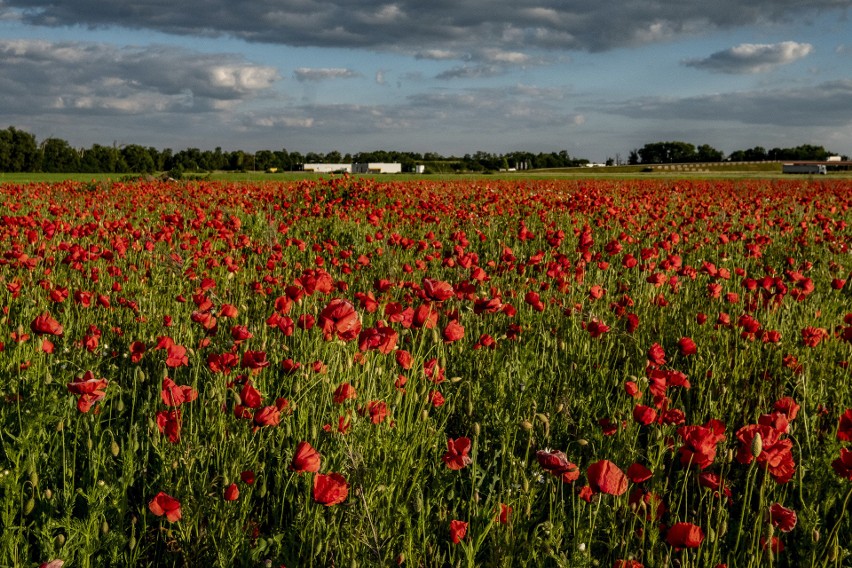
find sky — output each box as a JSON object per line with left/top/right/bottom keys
{"left": 1, "top": 1, "right": 851, "bottom": 161}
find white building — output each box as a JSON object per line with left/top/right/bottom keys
{"left": 303, "top": 163, "right": 352, "bottom": 173}
{"left": 352, "top": 162, "right": 402, "bottom": 174}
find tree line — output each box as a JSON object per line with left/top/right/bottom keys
{"left": 627, "top": 141, "right": 847, "bottom": 165}
{"left": 1, "top": 126, "right": 847, "bottom": 174}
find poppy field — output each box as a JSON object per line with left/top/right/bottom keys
{"left": 2, "top": 176, "right": 852, "bottom": 567}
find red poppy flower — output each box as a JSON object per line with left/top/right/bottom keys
{"left": 358, "top": 324, "right": 399, "bottom": 354}
{"left": 677, "top": 337, "right": 697, "bottom": 356}
{"left": 313, "top": 472, "right": 349, "bottom": 506}
{"left": 395, "top": 349, "right": 413, "bottom": 370}
{"left": 773, "top": 397, "right": 800, "bottom": 421}
{"left": 412, "top": 304, "right": 439, "bottom": 329}
{"left": 241, "top": 350, "right": 269, "bottom": 372}
{"left": 31, "top": 312, "right": 63, "bottom": 336}
{"left": 838, "top": 409, "right": 852, "bottom": 442}
{"left": 449, "top": 519, "right": 468, "bottom": 544}
{"left": 360, "top": 400, "right": 388, "bottom": 424}
{"left": 219, "top": 304, "right": 238, "bottom": 318}
{"left": 318, "top": 298, "right": 361, "bottom": 341}
{"left": 156, "top": 409, "right": 182, "bottom": 443}
{"left": 441, "top": 319, "right": 465, "bottom": 343}
{"left": 428, "top": 390, "right": 445, "bottom": 408}
{"left": 627, "top": 463, "right": 653, "bottom": 483}
{"left": 224, "top": 483, "right": 240, "bottom": 501}
{"left": 130, "top": 341, "right": 146, "bottom": 363}
{"left": 586, "top": 460, "right": 628, "bottom": 496}
{"left": 677, "top": 419, "right": 726, "bottom": 470}
{"left": 496, "top": 503, "right": 512, "bottom": 524}
{"left": 66, "top": 371, "right": 108, "bottom": 413}
{"left": 647, "top": 343, "right": 666, "bottom": 367}
{"left": 239, "top": 382, "right": 263, "bottom": 408}
{"left": 165, "top": 344, "right": 188, "bottom": 368}
{"left": 253, "top": 406, "right": 280, "bottom": 428}
{"left": 160, "top": 377, "right": 198, "bottom": 407}
{"left": 422, "top": 278, "right": 455, "bottom": 302}
{"left": 831, "top": 447, "right": 852, "bottom": 480}
{"left": 768, "top": 503, "right": 797, "bottom": 532}
{"left": 240, "top": 470, "right": 255, "bottom": 485}
{"left": 632, "top": 404, "right": 658, "bottom": 426}
{"left": 735, "top": 424, "right": 796, "bottom": 483}
{"left": 333, "top": 382, "right": 357, "bottom": 404}
{"left": 148, "top": 491, "right": 181, "bottom": 522}
{"left": 442, "top": 437, "right": 472, "bottom": 470}
{"left": 290, "top": 441, "right": 321, "bottom": 473}
{"left": 666, "top": 522, "right": 704, "bottom": 549}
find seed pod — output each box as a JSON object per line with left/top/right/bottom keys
{"left": 751, "top": 432, "right": 763, "bottom": 459}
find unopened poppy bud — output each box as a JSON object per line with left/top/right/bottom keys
{"left": 102, "top": 520, "right": 110, "bottom": 534}
{"left": 135, "top": 367, "right": 146, "bottom": 383}
{"left": 556, "top": 403, "right": 564, "bottom": 413}
{"left": 473, "top": 423, "right": 481, "bottom": 437}
{"left": 44, "top": 488, "right": 52, "bottom": 500}
{"left": 751, "top": 432, "right": 763, "bottom": 458}
{"left": 56, "top": 534, "right": 65, "bottom": 546}
{"left": 415, "top": 494, "right": 423, "bottom": 512}
{"left": 30, "top": 470, "right": 38, "bottom": 487}
{"left": 117, "top": 398, "right": 125, "bottom": 412}
{"left": 520, "top": 420, "right": 533, "bottom": 430}
{"left": 111, "top": 439, "right": 120, "bottom": 457}
{"left": 171, "top": 460, "right": 179, "bottom": 470}
{"left": 726, "top": 449, "right": 734, "bottom": 463}
{"left": 87, "top": 437, "right": 93, "bottom": 451}
{"left": 24, "top": 497, "right": 35, "bottom": 515}
{"left": 812, "top": 528, "right": 820, "bottom": 542}
{"left": 56, "top": 420, "right": 64, "bottom": 432}
{"left": 577, "top": 438, "right": 589, "bottom": 446}
{"left": 421, "top": 409, "right": 429, "bottom": 421}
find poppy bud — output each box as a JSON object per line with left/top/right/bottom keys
{"left": 751, "top": 432, "right": 763, "bottom": 458}
{"left": 102, "top": 520, "right": 110, "bottom": 534}
{"left": 111, "top": 439, "right": 120, "bottom": 457}
{"left": 30, "top": 470, "right": 38, "bottom": 488}
{"left": 473, "top": 423, "right": 481, "bottom": 437}
{"left": 129, "top": 535, "right": 136, "bottom": 550}
{"left": 135, "top": 367, "right": 146, "bottom": 383}
{"left": 44, "top": 488, "right": 53, "bottom": 499}
{"left": 520, "top": 420, "right": 533, "bottom": 430}
{"left": 24, "top": 497, "right": 35, "bottom": 515}
{"left": 87, "top": 437, "right": 93, "bottom": 451}
{"left": 812, "top": 528, "right": 820, "bottom": 542}
{"left": 56, "top": 534, "right": 65, "bottom": 546}
{"left": 577, "top": 438, "right": 589, "bottom": 446}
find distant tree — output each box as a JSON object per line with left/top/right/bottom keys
{"left": 696, "top": 144, "right": 724, "bottom": 162}
{"left": 628, "top": 149, "right": 639, "bottom": 165}
{"left": 0, "top": 126, "right": 39, "bottom": 172}
{"left": 41, "top": 138, "right": 80, "bottom": 172}
{"left": 121, "top": 144, "right": 155, "bottom": 173}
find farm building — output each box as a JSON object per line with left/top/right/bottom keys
{"left": 303, "top": 163, "right": 352, "bottom": 173}
{"left": 352, "top": 162, "right": 402, "bottom": 174}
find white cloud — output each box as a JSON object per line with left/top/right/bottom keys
{"left": 684, "top": 41, "right": 814, "bottom": 73}
{"left": 293, "top": 67, "right": 360, "bottom": 82}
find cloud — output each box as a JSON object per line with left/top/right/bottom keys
{"left": 683, "top": 41, "right": 814, "bottom": 73}
{"left": 599, "top": 80, "right": 852, "bottom": 127}
{"left": 0, "top": 39, "right": 279, "bottom": 115}
{"left": 3, "top": 0, "right": 850, "bottom": 59}
{"left": 293, "top": 67, "right": 360, "bottom": 82}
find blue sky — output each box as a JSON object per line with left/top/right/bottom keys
{"left": 1, "top": 1, "right": 851, "bottom": 161}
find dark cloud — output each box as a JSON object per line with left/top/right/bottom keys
{"left": 3, "top": 0, "right": 851, "bottom": 59}
{"left": 683, "top": 41, "right": 814, "bottom": 73}
{"left": 0, "top": 39, "right": 279, "bottom": 115}
{"left": 600, "top": 80, "right": 852, "bottom": 126}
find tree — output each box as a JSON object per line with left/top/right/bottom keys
{"left": 121, "top": 144, "right": 155, "bottom": 173}
{"left": 41, "top": 138, "right": 80, "bottom": 172}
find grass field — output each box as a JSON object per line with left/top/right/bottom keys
{"left": 1, "top": 176, "right": 850, "bottom": 567}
